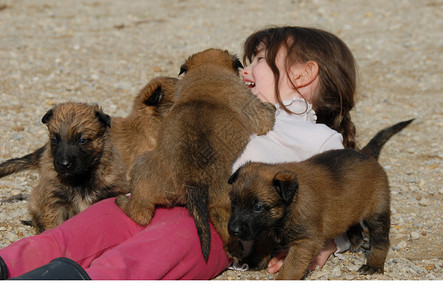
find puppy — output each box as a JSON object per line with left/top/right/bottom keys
{"left": 111, "top": 76, "right": 177, "bottom": 179}
{"left": 227, "top": 119, "right": 414, "bottom": 279}
{"left": 0, "top": 77, "right": 177, "bottom": 182}
{"left": 26, "top": 102, "right": 129, "bottom": 232}
{"left": 117, "top": 48, "right": 276, "bottom": 261}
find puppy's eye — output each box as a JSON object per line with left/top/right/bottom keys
{"left": 78, "top": 138, "right": 89, "bottom": 145}
{"left": 253, "top": 204, "right": 264, "bottom": 213}
{"left": 50, "top": 137, "right": 58, "bottom": 145}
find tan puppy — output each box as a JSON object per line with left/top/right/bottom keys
{"left": 117, "top": 48, "right": 276, "bottom": 261}
{"left": 227, "top": 119, "right": 413, "bottom": 279}
{"left": 0, "top": 77, "right": 177, "bottom": 182}
{"left": 29, "top": 102, "right": 129, "bottom": 232}
{"left": 111, "top": 76, "right": 177, "bottom": 179}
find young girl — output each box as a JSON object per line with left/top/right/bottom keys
{"left": 0, "top": 26, "right": 357, "bottom": 280}
{"left": 236, "top": 26, "right": 357, "bottom": 273}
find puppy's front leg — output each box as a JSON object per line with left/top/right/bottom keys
{"left": 118, "top": 152, "right": 159, "bottom": 226}
{"left": 241, "top": 236, "right": 276, "bottom": 270}
{"left": 40, "top": 205, "right": 69, "bottom": 232}
{"left": 121, "top": 187, "right": 156, "bottom": 226}
{"left": 276, "top": 239, "right": 322, "bottom": 280}
{"left": 30, "top": 188, "right": 69, "bottom": 233}
{"left": 117, "top": 170, "right": 156, "bottom": 226}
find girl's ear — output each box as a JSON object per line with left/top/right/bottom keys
{"left": 293, "top": 61, "right": 319, "bottom": 88}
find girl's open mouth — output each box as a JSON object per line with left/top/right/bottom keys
{"left": 243, "top": 81, "right": 255, "bottom": 88}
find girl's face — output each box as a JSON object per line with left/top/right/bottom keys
{"left": 241, "top": 44, "right": 302, "bottom": 104}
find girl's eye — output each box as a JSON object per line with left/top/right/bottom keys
{"left": 257, "top": 56, "right": 265, "bottom": 62}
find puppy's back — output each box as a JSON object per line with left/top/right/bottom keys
{"left": 289, "top": 150, "right": 389, "bottom": 236}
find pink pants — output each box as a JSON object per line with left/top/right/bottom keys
{"left": 0, "top": 198, "right": 230, "bottom": 279}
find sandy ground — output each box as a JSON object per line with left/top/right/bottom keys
{"left": 0, "top": 0, "right": 441, "bottom": 281}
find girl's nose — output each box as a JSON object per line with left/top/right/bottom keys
{"left": 240, "top": 67, "right": 249, "bottom": 78}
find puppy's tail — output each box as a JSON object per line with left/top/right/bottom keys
{"left": 185, "top": 182, "right": 211, "bottom": 263}
{"left": 0, "top": 145, "right": 45, "bottom": 178}
{"left": 361, "top": 119, "right": 414, "bottom": 160}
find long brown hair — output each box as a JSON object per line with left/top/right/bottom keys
{"left": 243, "top": 26, "right": 358, "bottom": 149}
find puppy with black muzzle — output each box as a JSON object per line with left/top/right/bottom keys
{"left": 227, "top": 119, "right": 413, "bottom": 279}
{"left": 117, "top": 48, "right": 276, "bottom": 261}
{"left": 27, "top": 102, "right": 129, "bottom": 232}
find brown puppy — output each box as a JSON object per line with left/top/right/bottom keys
{"left": 111, "top": 76, "right": 178, "bottom": 179}
{"left": 0, "top": 77, "right": 177, "bottom": 182}
{"left": 227, "top": 119, "right": 414, "bottom": 279}
{"left": 117, "top": 48, "right": 276, "bottom": 261}
{"left": 28, "top": 102, "right": 129, "bottom": 232}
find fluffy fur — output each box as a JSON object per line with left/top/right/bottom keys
{"left": 117, "top": 48, "right": 276, "bottom": 261}
{"left": 29, "top": 102, "right": 129, "bottom": 232}
{"left": 111, "top": 76, "right": 178, "bottom": 179}
{"left": 0, "top": 77, "right": 178, "bottom": 182}
{"left": 227, "top": 119, "right": 413, "bottom": 279}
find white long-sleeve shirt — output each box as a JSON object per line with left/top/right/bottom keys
{"left": 232, "top": 97, "right": 344, "bottom": 173}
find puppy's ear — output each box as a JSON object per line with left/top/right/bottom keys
{"left": 233, "top": 57, "right": 244, "bottom": 72}
{"left": 95, "top": 110, "right": 112, "bottom": 128}
{"left": 273, "top": 171, "right": 298, "bottom": 203}
{"left": 228, "top": 166, "right": 243, "bottom": 184}
{"left": 144, "top": 86, "right": 163, "bottom": 106}
{"left": 179, "top": 64, "right": 187, "bottom": 76}
{"left": 42, "top": 108, "right": 54, "bottom": 124}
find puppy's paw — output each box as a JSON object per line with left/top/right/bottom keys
{"left": 256, "top": 103, "right": 276, "bottom": 135}
{"left": 264, "top": 102, "right": 277, "bottom": 114}
{"left": 357, "top": 264, "right": 384, "bottom": 275}
{"left": 129, "top": 209, "right": 153, "bottom": 226}
{"left": 116, "top": 194, "right": 153, "bottom": 226}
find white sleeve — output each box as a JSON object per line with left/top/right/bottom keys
{"left": 232, "top": 122, "right": 344, "bottom": 172}
{"left": 319, "top": 132, "right": 344, "bottom": 152}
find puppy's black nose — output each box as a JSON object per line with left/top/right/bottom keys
{"left": 59, "top": 160, "right": 72, "bottom": 168}
{"left": 56, "top": 160, "right": 73, "bottom": 172}
{"left": 228, "top": 224, "right": 241, "bottom": 237}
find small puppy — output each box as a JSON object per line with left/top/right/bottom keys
{"left": 117, "top": 48, "right": 276, "bottom": 261}
{"left": 227, "top": 119, "right": 413, "bottom": 279}
{"left": 29, "top": 102, "right": 129, "bottom": 232}
{"left": 111, "top": 76, "right": 177, "bottom": 179}
{"left": 0, "top": 77, "right": 177, "bottom": 182}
